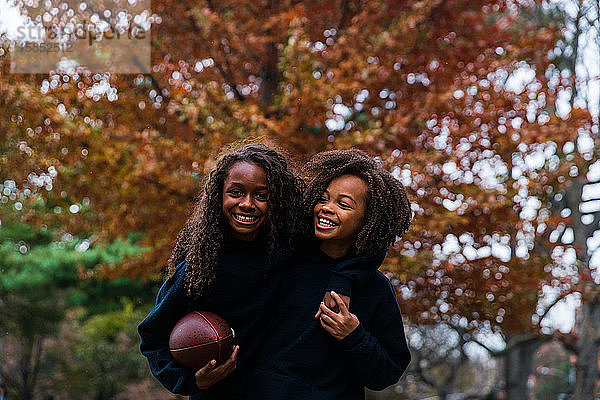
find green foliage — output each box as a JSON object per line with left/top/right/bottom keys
{"left": 46, "top": 303, "right": 151, "bottom": 400}
{"left": 69, "top": 276, "right": 159, "bottom": 316}
{"left": 0, "top": 205, "right": 157, "bottom": 400}
{"left": 0, "top": 221, "right": 53, "bottom": 245}
{"left": 534, "top": 359, "right": 571, "bottom": 400}
{"left": 0, "top": 223, "right": 147, "bottom": 296}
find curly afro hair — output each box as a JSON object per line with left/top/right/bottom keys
{"left": 295, "top": 149, "right": 412, "bottom": 255}
{"left": 168, "top": 142, "right": 305, "bottom": 302}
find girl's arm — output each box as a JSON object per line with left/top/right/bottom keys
{"left": 319, "top": 286, "right": 411, "bottom": 390}
{"left": 326, "top": 249, "right": 387, "bottom": 296}
{"left": 317, "top": 249, "right": 387, "bottom": 317}
{"left": 137, "top": 262, "right": 200, "bottom": 396}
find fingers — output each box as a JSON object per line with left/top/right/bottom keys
{"left": 320, "top": 317, "right": 335, "bottom": 335}
{"left": 317, "top": 292, "right": 335, "bottom": 317}
{"left": 330, "top": 291, "right": 349, "bottom": 314}
{"left": 317, "top": 290, "right": 347, "bottom": 318}
{"left": 217, "top": 345, "right": 239, "bottom": 370}
{"left": 215, "top": 357, "right": 237, "bottom": 377}
{"left": 196, "top": 359, "right": 217, "bottom": 377}
{"left": 316, "top": 293, "right": 327, "bottom": 318}
{"left": 229, "top": 345, "right": 239, "bottom": 362}
{"left": 319, "top": 312, "right": 337, "bottom": 327}
{"left": 318, "top": 299, "right": 360, "bottom": 341}
{"left": 319, "top": 302, "right": 342, "bottom": 323}
{"left": 196, "top": 345, "right": 239, "bottom": 377}
{"left": 325, "top": 292, "right": 338, "bottom": 312}
{"left": 194, "top": 346, "right": 239, "bottom": 389}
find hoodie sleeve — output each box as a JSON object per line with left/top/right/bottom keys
{"left": 326, "top": 249, "right": 387, "bottom": 297}
{"left": 337, "top": 276, "right": 411, "bottom": 390}
{"left": 137, "top": 262, "right": 201, "bottom": 396}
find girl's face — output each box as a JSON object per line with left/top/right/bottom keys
{"left": 313, "top": 174, "right": 367, "bottom": 252}
{"left": 222, "top": 161, "right": 269, "bottom": 241}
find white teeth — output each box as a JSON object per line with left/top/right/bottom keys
{"left": 318, "top": 217, "right": 336, "bottom": 227}
{"left": 235, "top": 214, "right": 258, "bottom": 222}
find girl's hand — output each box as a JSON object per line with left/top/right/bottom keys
{"left": 315, "top": 291, "right": 350, "bottom": 318}
{"left": 194, "top": 345, "right": 239, "bottom": 389}
{"left": 318, "top": 291, "right": 360, "bottom": 340}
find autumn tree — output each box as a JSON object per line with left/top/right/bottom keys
{"left": 1, "top": 1, "right": 598, "bottom": 398}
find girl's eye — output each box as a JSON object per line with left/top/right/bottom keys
{"left": 338, "top": 202, "right": 351, "bottom": 209}
{"left": 228, "top": 189, "right": 243, "bottom": 197}
{"left": 255, "top": 192, "right": 268, "bottom": 201}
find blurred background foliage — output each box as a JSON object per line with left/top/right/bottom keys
{"left": 1, "top": 0, "right": 600, "bottom": 399}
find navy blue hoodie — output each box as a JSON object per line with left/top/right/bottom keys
{"left": 248, "top": 244, "right": 411, "bottom": 399}
{"left": 137, "top": 233, "right": 379, "bottom": 399}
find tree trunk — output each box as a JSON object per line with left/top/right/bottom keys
{"left": 260, "top": 40, "right": 279, "bottom": 109}
{"left": 14, "top": 336, "right": 44, "bottom": 400}
{"left": 438, "top": 389, "right": 449, "bottom": 400}
{"left": 18, "top": 342, "right": 33, "bottom": 400}
{"left": 573, "top": 291, "right": 600, "bottom": 400}
{"left": 504, "top": 336, "right": 542, "bottom": 400}
{"left": 566, "top": 172, "right": 600, "bottom": 399}
{"left": 567, "top": 0, "right": 584, "bottom": 107}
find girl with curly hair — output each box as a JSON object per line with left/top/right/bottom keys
{"left": 138, "top": 143, "right": 380, "bottom": 400}
{"left": 249, "top": 149, "right": 413, "bottom": 399}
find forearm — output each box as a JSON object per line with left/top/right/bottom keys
{"left": 138, "top": 327, "right": 200, "bottom": 395}
{"left": 327, "top": 249, "right": 387, "bottom": 296}
{"left": 137, "top": 262, "right": 201, "bottom": 395}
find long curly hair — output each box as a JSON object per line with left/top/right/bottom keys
{"left": 294, "top": 149, "right": 412, "bottom": 255}
{"left": 168, "top": 143, "right": 304, "bottom": 302}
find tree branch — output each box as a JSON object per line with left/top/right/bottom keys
{"left": 29, "top": 337, "right": 44, "bottom": 397}
{"left": 539, "top": 291, "right": 570, "bottom": 325}
{"left": 140, "top": 176, "right": 197, "bottom": 203}
{"left": 568, "top": 0, "right": 584, "bottom": 106}
{"left": 336, "top": 0, "right": 350, "bottom": 34}
{"left": 533, "top": 237, "right": 553, "bottom": 259}
{"left": 216, "top": 62, "right": 245, "bottom": 102}
{"left": 186, "top": 5, "right": 246, "bottom": 103}
{"left": 470, "top": 336, "right": 502, "bottom": 356}
{"left": 447, "top": 323, "right": 502, "bottom": 356}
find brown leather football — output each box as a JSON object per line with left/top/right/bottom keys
{"left": 169, "top": 311, "right": 235, "bottom": 370}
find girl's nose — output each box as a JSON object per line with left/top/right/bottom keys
{"left": 239, "top": 194, "right": 254, "bottom": 209}
{"left": 320, "top": 202, "right": 334, "bottom": 214}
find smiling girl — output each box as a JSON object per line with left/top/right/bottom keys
{"left": 138, "top": 143, "right": 378, "bottom": 400}
{"left": 249, "top": 149, "right": 413, "bottom": 399}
